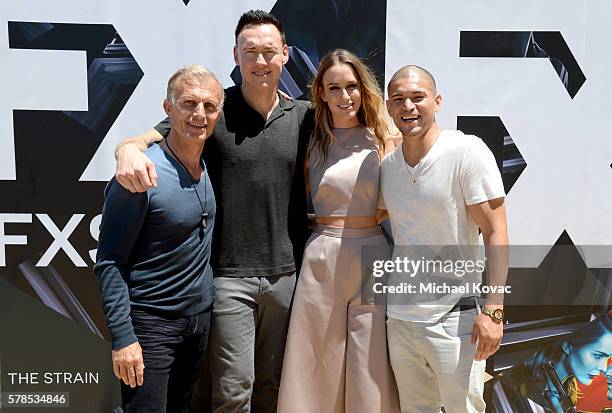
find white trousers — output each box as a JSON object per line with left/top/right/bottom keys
{"left": 387, "top": 308, "right": 486, "bottom": 413}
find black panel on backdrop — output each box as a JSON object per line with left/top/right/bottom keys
{"left": 0, "top": 278, "right": 121, "bottom": 411}
{"left": 457, "top": 116, "right": 526, "bottom": 194}
{"left": 459, "top": 31, "right": 586, "bottom": 98}
{"left": 9, "top": 22, "right": 144, "bottom": 137}
{"left": 485, "top": 237, "right": 610, "bottom": 366}
{"left": 2, "top": 21, "right": 143, "bottom": 342}
{"left": 273, "top": 0, "right": 386, "bottom": 80}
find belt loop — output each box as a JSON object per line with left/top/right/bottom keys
{"left": 192, "top": 314, "right": 199, "bottom": 335}
{"left": 474, "top": 296, "right": 482, "bottom": 314}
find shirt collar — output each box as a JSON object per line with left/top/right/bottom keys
{"left": 231, "top": 84, "right": 296, "bottom": 111}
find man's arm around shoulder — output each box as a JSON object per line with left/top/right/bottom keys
{"left": 115, "top": 128, "right": 163, "bottom": 193}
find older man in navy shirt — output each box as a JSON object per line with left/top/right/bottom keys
{"left": 95, "top": 65, "right": 223, "bottom": 413}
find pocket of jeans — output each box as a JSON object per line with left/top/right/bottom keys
{"left": 440, "top": 308, "right": 477, "bottom": 339}
{"left": 131, "top": 310, "right": 185, "bottom": 338}
{"left": 130, "top": 310, "right": 160, "bottom": 330}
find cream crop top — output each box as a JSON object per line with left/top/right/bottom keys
{"left": 308, "top": 126, "right": 381, "bottom": 217}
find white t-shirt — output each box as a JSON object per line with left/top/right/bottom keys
{"left": 379, "top": 129, "right": 505, "bottom": 322}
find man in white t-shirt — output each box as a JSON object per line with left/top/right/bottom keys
{"left": 380, "top": 65, "right": 508, "bottom": 412}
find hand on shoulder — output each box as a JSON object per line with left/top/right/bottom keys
{"left": 116, "top": 143, "right": 157, "bottom": 193}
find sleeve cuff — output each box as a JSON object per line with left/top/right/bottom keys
{"left": 465, "top": 191, "right": 505, "bottom": 206}
{"left": 110, "top": 319, "right": 137, "bottom": 350}
{"left": 112, "top": 331, "right": 138, "bottom": 350}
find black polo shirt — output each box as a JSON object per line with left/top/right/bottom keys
{"left": 155, "top": 85, "right": 313, "bottom": 277}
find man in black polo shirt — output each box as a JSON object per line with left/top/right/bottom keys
{"left": 114, "top": 10, "right": 311, "bottom": 413}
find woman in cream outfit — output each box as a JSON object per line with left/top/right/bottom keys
{"left": 277, "top": 49, "right": 399, "bottom": 413}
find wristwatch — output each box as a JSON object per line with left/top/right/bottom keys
{"left": 482, "top": 307, "right": 504, "bottom": 323}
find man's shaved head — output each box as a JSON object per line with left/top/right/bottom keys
{"left": 387, "top": 65, "right": 437, "bottom": 94}
{"left": 385, "top": 64, "right": 442, "bottom": 140}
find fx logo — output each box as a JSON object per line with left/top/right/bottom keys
{"left": 0, "top": 0, "right": 274, "bottom": 181}
{"left": 0, "top": 213, "right": 101, "bottom": 267}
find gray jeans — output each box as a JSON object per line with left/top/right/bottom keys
{"left": 209, "top": 273, "right": 296, "bottom": 413}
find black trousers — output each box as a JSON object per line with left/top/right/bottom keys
{"left": 121, "top": 308, "right": 212, "bottom": 413}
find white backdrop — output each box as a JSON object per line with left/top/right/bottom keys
{"left": 0, "top": 4, "right": 608, "bottom": 410}
{"left": 0, "top": 0, "right": 611, "bottom": 264}
{"left": 387, "top": 0, "right": 612, "bottom": 266}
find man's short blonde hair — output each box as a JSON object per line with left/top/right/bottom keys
{"left": 166, "top": 64, "right": 225, "bottom": 107}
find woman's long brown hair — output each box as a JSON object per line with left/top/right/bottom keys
{"left": 307, "top": 49, "right": 392, "bottom": 170}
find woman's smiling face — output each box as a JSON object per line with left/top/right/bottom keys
{"left": 320, "top": 63, "right": 362, "bottom": 129}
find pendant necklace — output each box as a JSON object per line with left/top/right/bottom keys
{"left": 403, "top": 162, "right": 417, "bottom": 184}
{"left": 165, "top": 140, "right": 209, "bottom": 229}
{"left": 402, "top": 143, "right": 419, "bottom": 184}
{"left": 403, "top": 130, "right": 441, "bottom": 184}
{"left": 402, "top": 148, "right": 418, "bottom": 183}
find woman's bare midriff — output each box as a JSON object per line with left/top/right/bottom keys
{"left": 314, "top": 215, "right": 379, "bottom": 228}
